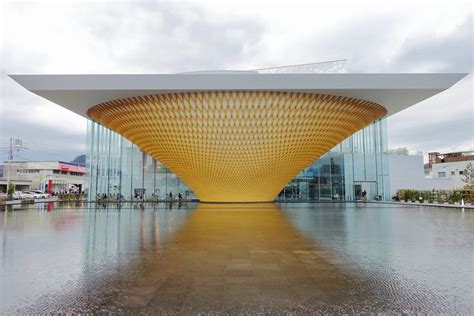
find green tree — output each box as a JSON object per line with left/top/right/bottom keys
{"left": 462, "top": 162, "right": 474, "bottom": 187}
{"left": 7, "top": 183, "right": 15, "bottom": 198}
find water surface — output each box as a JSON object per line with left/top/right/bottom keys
{"left": 1, "top": 202, "right": 472, "bottom": 313}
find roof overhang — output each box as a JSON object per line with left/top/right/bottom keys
{"left": 9, "top": 73, "right": 467, "bottom": 118}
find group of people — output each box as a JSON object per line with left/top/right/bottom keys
{"left": 167, "top": 192, "right": 183, "bottom": 202}
{"left": 97, "top": 193, "right": 122, "bottom": 201}
{"left": 96, "top": 191, "right": 185, "bottom": 202}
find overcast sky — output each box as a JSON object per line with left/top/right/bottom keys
{"left": 0, "top": 0, "right": 472, "bottom": 163}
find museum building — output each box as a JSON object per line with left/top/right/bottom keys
{"left": 11, "top": 63, "right": 465, "bottom": 202}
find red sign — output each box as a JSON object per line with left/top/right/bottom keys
{"left": 58, "top": 163, "right": 86, "bottom": 173}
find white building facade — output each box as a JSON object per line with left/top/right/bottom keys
{"left": 1, "top": 161, "right": 85, "bottom": 193}
{"left": 389, "top": 153, "right": 454, "bottom": 197}
{"left": 428, "top": 160, "right": 472, "bottom": 189}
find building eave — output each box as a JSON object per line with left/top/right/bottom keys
{"left": 9, "top": 73, "right": 468, "bottom": 118}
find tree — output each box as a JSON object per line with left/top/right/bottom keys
{"left": 462, "top": 162, "right": 474, "bottom": 187}
{"left": 7, "top": 183, "right": 15, "bottom": 198}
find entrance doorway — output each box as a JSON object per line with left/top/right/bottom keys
{"left": 354, "top": 182, "right": 377, "bottom": 201}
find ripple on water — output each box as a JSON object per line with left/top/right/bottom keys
{"left": 2, "top": 202, "right": 474, "bottom": 314}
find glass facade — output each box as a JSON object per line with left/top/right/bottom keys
{"left": 86, "top": 118, "right": 389, "bottom": 202}
{"left": 86, "top": 121, "right": 196, "bottom": 202}
{"left": 278, "top": 119, "right": 390, "bottom": 201}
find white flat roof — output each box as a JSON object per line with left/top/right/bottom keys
{"left": 9, "top": 73, "right": 467, "bottom": 118}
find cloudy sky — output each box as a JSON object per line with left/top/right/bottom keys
{"left": 0, "top": 0, "right": 472, "bottom": 163}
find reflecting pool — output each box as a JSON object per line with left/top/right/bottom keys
{"left": 1, "top": 202, "right": 473, "bottom": 313}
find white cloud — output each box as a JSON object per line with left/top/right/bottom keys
{"left": 387, "top": 74, "right": 474, "bottom": 154}
{"left": 0, "top": 0, "right": 472, "bottom": 162}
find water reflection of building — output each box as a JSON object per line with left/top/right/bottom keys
{"left": 82, "top": 204, "right": 193, "bottom": 260}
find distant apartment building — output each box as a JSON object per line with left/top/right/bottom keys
{"left": 0, "top": 161, "right": 85, "bottom": 193}
{"left": 389, "top": 148, "right": 468, "bottom": 196}
{"left": 425, "top": 151, "right": 474, "bottom": 188}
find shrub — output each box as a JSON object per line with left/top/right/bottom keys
{"left": 450, "top": 191, "right": 462, "bottom": 203}
{"left": 395, "top": 189, "right": 471, "bottom": 204}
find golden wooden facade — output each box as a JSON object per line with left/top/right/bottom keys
{"left": 87, "top": 91, "right": 386, "bottom": 202}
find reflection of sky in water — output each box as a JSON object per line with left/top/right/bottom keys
{"left": 1, "top": 202, "right": 473, "bottom": 313}
{"left": 0, "top": 202, "right": 195, "bottom": 314}
{"left": 280, "top": 202, "right": 474, "bottom": 311}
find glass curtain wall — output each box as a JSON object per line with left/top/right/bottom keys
{"left": 85, "top": 121, "right": 196, "bottom": 202}
{"left": 86, "top": 118, "right": 389, "bottom": 202}
{"left": 278, "top": 119, "right": 390, "bottom": 201}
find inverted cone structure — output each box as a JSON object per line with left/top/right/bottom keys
{"left": 87, "top": 91, "right": 386, "bottom": 202}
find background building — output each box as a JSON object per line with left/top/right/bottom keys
{"left": 388, "top": 151, "right": 454, "bottom": 197}
{"left": 387, "top": 149, "right": 474, "bottom": 197}
{"left": 426, "top": 151, "right": 474, "bottom": 188}
{"left": 0, "top": 160, "right": 85, "bottom": 193}
{"left": 0, "top": 179, "right": 32, "bottom": 193}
